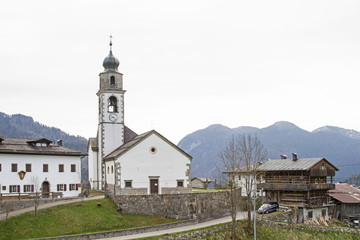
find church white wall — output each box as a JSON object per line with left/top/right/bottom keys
{"left": 88, "top": 145, "right": 100, "bottom": 190}
{"left": 107, "top": 133, "right": 191, "bottom": 194}
{"left": 0, "top": 153, "right": 81, "bottom": 197}
{"left": 103, "top": 124, "right": 124, "bottom": 155}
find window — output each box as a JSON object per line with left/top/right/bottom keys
{"left": 125, "top": 180, "right": 132, "bottom": 188}
{"left": 26, "top": 164, "right": 31, "bottom": 172}
{"left": 150, "top": 147, "right": 157, "bottom": 154}
{"left": 107, "top": 166, "right": 110, "bottom": 174}
{"left": 59, "top": 164, "right": 64, "bottom": 172}
{"left": 2, "top": 186, "right": 6, "bottom": 191}
{"left": 57, "top": 184, "right": 66, "bottom": 191}
{"left": 111, "top": 166, "right": 113, "bottom": 174}
{"left": 43, "top": 164, "right": 48, "bottom": 172}
{"left": 110, "top": 76, "right": 115, "bottom": 85}
{"left": 69, "top": 184, "right": 78, "bottom": 191}
{"left": 108, "top": 96, "right": 118, "bottom": 112}
{"left": 9, "top": 185, "right": 20, "bottom": 193}
{"left": 308, "top": 211, "right": 313, "bottom": 219}
{"left": 11, "top": 163, "right": 17, "bottom": 172}
{"left": 0, "top": 163, "right": 1, "bottom": 172}
{"left": 36, "top": 142, "right": 47, "bottom": 147}
{"left": 322, "top": 209, "right": 326, "bottom": 217}
{"left": 177, "top": 180, "right": 184, "bottom": 187}
{"left": 23, "top": 185, "right": 34, "bottom": 193}
{"left": 71, "top": 164, "right": 76, "bottom": 172}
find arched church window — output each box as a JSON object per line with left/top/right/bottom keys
{"left": 108, "top": 96, "right": 118, "bottom": 112}
{"left": 110, "top": 76, "right": 115, "bottom": 85}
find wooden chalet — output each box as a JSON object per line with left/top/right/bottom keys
{"left": 257, "top": 153, "right": 339, "bottom": 208}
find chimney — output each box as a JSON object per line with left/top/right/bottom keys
{"left": 57, "top": 140, "right": 63, "bottom": 146}
{"left": 280, "top": 155, "right": 287, "bottom": 159}
{"left": 292, "top": 153, "right": 298, "bottom": 161}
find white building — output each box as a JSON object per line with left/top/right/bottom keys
{"left": 88, "top": 40, "right": 192, "bottom": 194}
{"left": 191, "top": 177, "right": 214, "bottom": 189}
{"left": 0, "top": 138, "right": 84, "bottom": 198}
{"left": 226, "top": 163, "right": 264, "bottom": 197}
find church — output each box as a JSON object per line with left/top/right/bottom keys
{"left": 88, "top": 40, "right": 192, "bottom": 195}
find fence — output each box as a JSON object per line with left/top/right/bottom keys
{"left": 0, "top": 192, "right": 63, "bottom": 201}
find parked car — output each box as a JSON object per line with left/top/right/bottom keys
{"left": 258, "top": 202, "right": 279, "bottom": 214}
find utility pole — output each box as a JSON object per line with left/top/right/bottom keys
{"left": 253, "top": 175, "right": 257, "bottom": 240}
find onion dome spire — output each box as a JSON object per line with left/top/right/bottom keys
{"left": 102, "top": 35, "right": 120, "bottom": 72}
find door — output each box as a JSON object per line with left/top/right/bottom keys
{"left": 150, "top": 179, "right": 158, "bottom": 194}
{"left": 42, "top": 181, "right": 50, "bottom": 198}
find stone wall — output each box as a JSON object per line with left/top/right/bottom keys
{"left": 36, "top": 219, "right": 197, "bottom": 240}
{"left": 0, "top": 197, "right": 80, "bottom": 214}
{"left": 106, "top": 184, "right": 192, "bottom": 196}
{"left": 258, "top": 219, "right": 360, "bottom": 235}
{"left": 112, "top": 190, "right": 243, "bottom": 222}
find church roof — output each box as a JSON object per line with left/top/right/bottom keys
{"left": 87, "top": 126, "right": 137, "bottom": 152}
{"left": 102, "top": 39, "right": 119, "bottom": 72}
{"left": 104, "top": 130, "right": 192, "bottom": 161}
{"left": 0, "top": 138, "right": 85, "bottom": 156}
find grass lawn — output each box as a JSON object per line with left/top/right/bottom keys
{"left": 192, "top": 188, "right": 226, "bottom": 193}
{"left": 0, "top": 198, "right": 178, "bottom": 240}
{"left": 90, "top": 189, "right": 105, "bottom": 197}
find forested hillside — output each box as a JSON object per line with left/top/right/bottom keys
{"left": 0, "top": 112, "right": 87, "bottom": 152}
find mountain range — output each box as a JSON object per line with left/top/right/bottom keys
{"left": 178, "top": 121, "right": 360, "bottom": 182}
{"left": 1, "top": 112, "right": 359, "bottom": 183}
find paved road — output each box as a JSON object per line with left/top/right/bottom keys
{"left": 0, "top": 195, "right": 104, "bottom": 220}
{"left": 104, "top": 211, "right": 250, "bottom": 240}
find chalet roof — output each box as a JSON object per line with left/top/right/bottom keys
{"left": 0, "top": 138, "right": 85, "bottom": 156}
{"left": 104, "top": 130, "right": 192, "bottom": 161}
{"left": 328, "top": 183, "right": 360, "bottom": 204}
{"left": 191, "top": 177, "right": 214, "bottom": 183}
{"left": 257, "top": 158, "right": 338, "bottom": 172}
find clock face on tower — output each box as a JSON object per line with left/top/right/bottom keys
{"left": 109, "top": 113, "right": 118, "bottom": 122}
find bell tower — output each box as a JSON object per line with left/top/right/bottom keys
{"left": 97, "top": 37, "right": 126, "bottom": 185}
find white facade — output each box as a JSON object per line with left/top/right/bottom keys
{"left": 88, "top": 138, "right": 100, "bottom": 190}
{"left": 0, "top": 140, "right": 83, "bottom": 198}
{"left": 88, "top": 42, "right": 192, "bottom": 194}
{"left": 104, "top": 132, "right": 191, "bottom": 194}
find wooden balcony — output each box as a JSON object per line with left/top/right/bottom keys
{"left": 257, "top": 182, "right": 335, "bottom": 191}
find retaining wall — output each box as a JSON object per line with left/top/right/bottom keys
{"left": 0, "top": 197, "right": 81, "bottom": 214}
{"left": 111, "top": 190, "right": 244, "bottom": 222}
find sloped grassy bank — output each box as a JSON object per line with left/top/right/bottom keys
{"left": 0, "top": 198, "right": 178, "bottom": 240}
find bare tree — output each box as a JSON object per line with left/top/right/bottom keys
{"left": 218, "top": 136, "right": 242, "bottom": 239}
{"left": 30, "top": 176, "right": 40, "bottom": 216}
{"left": 219, "top": 134, "right": 267, "bottom": 237}
{"left": 237, "top": 135, "right": 267, "bottom": 233}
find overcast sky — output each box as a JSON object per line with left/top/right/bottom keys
{"left": 1, "top": 1, "right": 360, "bottom": 144}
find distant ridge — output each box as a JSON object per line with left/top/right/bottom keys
{"left": 0, "top": 112, "right": 87, "bottom": 152}
{"left": 178, "top": 121, "right": 360, "bottom": 182}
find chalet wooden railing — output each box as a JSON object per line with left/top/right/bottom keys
{"left": 259, "top": 176, "right": 334, "bottom": 184}
{"left": 0, "top": 192, "right": 62, "bottom": 201}
{"left": 257, "top": 182, "right": 335, "bottom": 191}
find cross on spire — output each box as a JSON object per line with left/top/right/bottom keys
{"left": 109, "top": 35, "right": 113, "bottom": 51}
